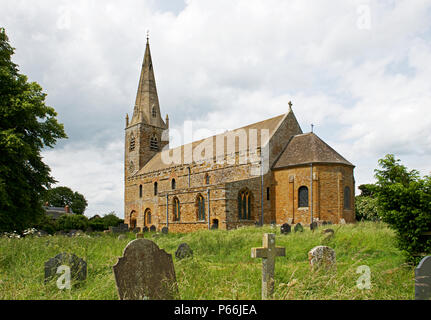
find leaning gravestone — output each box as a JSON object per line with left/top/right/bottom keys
{"left": 294, "top": 223, "right": 304, "bottom": 233}
{"left": 308, "top": 246, "right": 336, "bottom": 271}
{"left": 415, "top": 256, "right": 431, "bottom": 300}
{"left": 150, "top": 225, "right": 156, "bottom": 232}
{"left": 161, "top": 227, "right": 169, "bottom": 234}
{"left": 44, "top": 253, "right": 87, "bottom": 284}
{"left": 175, "top": 243, "right": 193, "bottom": 260}
{"left": 280, "top": 223, "right": 291, "bottom": 235}
{"left": 113, "top": 239, "right": 178, "bottom": 300}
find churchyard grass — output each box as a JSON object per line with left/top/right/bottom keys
{"left": 0, "top": 221, "right": 414, "bottom": 299}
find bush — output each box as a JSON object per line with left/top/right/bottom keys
{"left": 374, "top": 154, "right": 431, "bottom": 265}
{"left": 101, "top": 213, "right": 123, "bottom": 230}
{"left": 32, "top": 214, "right": 58, "bottom": 235}
{"left": 355, "top": 196, "right": 380, "bottom": 222}
{"left": 56, "top": 214, "right": 88, "bottom": 232}
{"left": 88, "top": 217, "right": 105, "bottom": 232}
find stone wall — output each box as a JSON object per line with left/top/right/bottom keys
{"left": 273, "top": 164, "right": 355, "bottom": 225}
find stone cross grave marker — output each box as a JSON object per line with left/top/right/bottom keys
{"left": 251, "top": 233, "right": 285, "bottom": 300}
{"left": 113, "top": 239, "right": 178, "bottom": 300}
{"left": 415, "top": 256, "right": 431, "bottom": 300}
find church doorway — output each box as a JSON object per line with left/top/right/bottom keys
{"left": 130, "top": 211, "right": 138, "bottom": 230}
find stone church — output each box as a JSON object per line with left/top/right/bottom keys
{"left": 124, "top": 39, "right": 356, "bottom": 233}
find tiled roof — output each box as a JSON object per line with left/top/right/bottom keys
{"left": 273, "top": 133, "right": 354, "bottom": 169}
{"left": 135, "top": 113, "right": 288, "bottom": 175}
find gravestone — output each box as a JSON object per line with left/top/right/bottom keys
{"left": 150, "top": 225, "right": 156, "bottom": 232}
{"left": 142, "top": 226, "right": 149, "bottom": 233}
{"left": 294, "top": 223, "right": 304, "bottom": 233}
{"left": 308, "top": 246, "right": 336, "bottom": 271}
{"left": 161, "top": 227, "right": 169, "bottom": 234}
{"left": 175, "top": 243, "right": 193, "bottom": 260}
{"left": 280, "top": 223, "right": 291, "bottom": 235}
{"left": 136, "top": 232, "right": 145, "bottom": 239}
{"left": 310, "top": 222, "right": 318, "bottom": 231}
{"left": 415, "top": 256, "right": 431, "bottom": 300}
{"left": 251, "top": 234, "right": 285, "bottom": 300}
{"left": 287, "top": 218, "right": 293, "bottom": 225}
{"left": 340, "top": 219, "right": 346, "bottom": 225}
{"left": 132, "top": 228, "right": 140, "bottom": 233}
{"left": 117, "top": 234, "right": 127, "bottom": 240}
{"left": 44, "top": 253, "right": 87, "bottom": 284}
{"left": 113, "top": 239, "right": 178, "bottom": 300}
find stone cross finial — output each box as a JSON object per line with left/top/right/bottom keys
{"left": 146, "top": 30, "right": 150, "bottom": 42}
{"left": 288, "top": 101, "right": 293, "bottom": 111}
{"left": 251, "top": 233, "right": 285, "bottom": 300}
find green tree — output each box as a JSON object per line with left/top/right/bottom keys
{"left": 44, "top": 186, "right": 88, "bottom": 214}
{"left": 0, "top": 28, "right": 67, "bottom": 232}
{"left": 374, "top": 154, "right": 431, "bottom": 264}
{"left": 102, "top": 212, "right": 123, "bottom": 230}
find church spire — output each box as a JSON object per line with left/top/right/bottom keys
{"left": 130, "top": 35, "right": 166, "bottom": 128}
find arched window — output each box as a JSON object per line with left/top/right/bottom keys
{"left": 139, "top": 185, "right": 143, "bottom": 198}
{"left": 150, "top": 136, "right": 159, "bottom": 151}
{"left": 154, "top": 182, "right": 158, "bottom": 196}
{"left": 171, "top": 179, "right": 176, "bottom": 190}
{"left": 298, "top": 186, "right": 309, "bottom": 208}
{"left": 129, "top": 135, "right": 136, "bottom": 151}
{"left": 152, "top": 106, "right": 157, "bottom": 118}
{"left": 238, "top": 190, "right": 252, "bottom": 220}
{"left": 173, "top": 197, "right": 180, "bottom": 222}
{"left": 344, "top": 186, "right": 351, "bottom": 209}
{"left": 205, "top": 174, "right": 210, "bottom": 185}
{"left": 196, "top": 194, "right": 205, "bottom": 221}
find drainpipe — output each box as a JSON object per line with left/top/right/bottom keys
{"left": 166, "top": 194, "right": 169, "bottom": 229}
{"left": 260, "top": 153, "right": 264, "bottom": 226}
{"left": 207, "top": 188, "right": 211, "bottom": 230}
{"left": 310, "top": 163, "right": 313, "bottom": 224}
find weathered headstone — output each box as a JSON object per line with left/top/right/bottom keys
{"left": 175, "top": 243, "right": 193, "bottom": 260}
{"left": 280, "top": 223, "right": 291, "bottom": 235}
{"left": 150, "top": 225, "right": 156, "bottom": 232}
{"left": 415, "top": 256, "right": 431, "bottom": 300}
{"left": 308, "top": 246, "right": 336, "bottom": 271}
{"left": 251, "top": 233, "right": 285, "bottom": 300}
{"left": 44, "top": 253, "right": 87, "bottom": 284}
{"left": 136, "top": 232, "right": 145, "bottom": 239}
{"left": 339, "top": 218, "right": 346, "bottom": 225}
{"left": 113, "top": 239, "right": 178, "bottom": 300}
{"left": 294, "top": 223, "right": 304, "bottom": 233}
{"left": 287, "top": 218, "right": 293, "bottom": 225}
{"left": 117, "top": 234, "right": 127, "bottom": 240}
{"left": 310, "top": 221, "right": 318, "bottom": 231}
{"left": 161, "top": 227, "right": 169, "bottom": 234}
{"left": 142, "top": 226, "right": 149, "bottom": 233}
{"left": 132, "top": 228, "right": 140, "bottom": 233}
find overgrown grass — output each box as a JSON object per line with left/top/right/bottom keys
{"left": 0, "top": 221, "right": 414, "bottom": 300}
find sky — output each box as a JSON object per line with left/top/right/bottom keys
{"left": 1, "top": 0, "right": 431, "bottom": 218}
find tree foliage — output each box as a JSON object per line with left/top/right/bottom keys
{"left": 0, "top": 28, "right": 67, "bottom": 232}
{"left": 43, "top": 186, "right": 88, "bottom": 214}
{"left": 374, "top": 154, "right": 431, "bottom": 264}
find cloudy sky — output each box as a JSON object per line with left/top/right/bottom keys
{"left": 2, "top": 0, "right": 431, "bottom": 218}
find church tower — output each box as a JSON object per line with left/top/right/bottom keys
{"left": 125, "top": 37, "right": 169, "bottom": 178}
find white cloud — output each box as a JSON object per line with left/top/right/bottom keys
{"left": 2, "top": 0, "right": 431, "bottom": 217}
